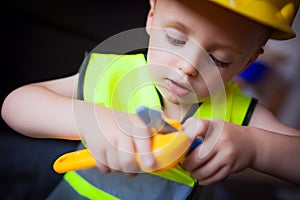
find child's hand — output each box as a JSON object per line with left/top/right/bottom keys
{"left": 182, "top": 118, "right": 257, "bottom": 185}
{"left": 76, "top": 104, "right": 155, "bottom": 174}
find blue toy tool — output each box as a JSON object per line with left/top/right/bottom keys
{"left": 136, "top": 105, "right": 202, "bottom": 154}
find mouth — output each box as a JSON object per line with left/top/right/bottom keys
{"left": 165, "top": 79, "right": 192, "bottom": 96}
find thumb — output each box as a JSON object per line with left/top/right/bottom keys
{"left": 132, "top": 125, "right": 155, "bottom": 170}
{"left": 182, "top": 118, "right": 210, "bottom": 141}
{"left": 197, "top": 119, "right": 225, "bottom": 158}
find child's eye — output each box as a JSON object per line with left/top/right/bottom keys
{"left": 166, "top": 34, "right": 187, "bottom": 46}
{"left": 210, "top": 55, "right": 230, "bottom": 68}
{"left": 164, "top": 28, "right": 188, "bottom": 47}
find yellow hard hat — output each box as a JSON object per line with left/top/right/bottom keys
{"left": 211, "top": 0, "right": 299, "bottom": 40}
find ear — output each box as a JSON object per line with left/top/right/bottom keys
{"left": 239, "top": 48, "right": 264, "bottom": 73}
{"left": 146, "top": 0, "right": 156, "bottom": 35}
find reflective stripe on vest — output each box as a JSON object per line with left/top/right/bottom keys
{"left": 75, "top": 167, "right": 195, "bottom": 200}
{"left": 64, "top": 53, "right": 254, "bottom": 199}
{"left": 64, "top": 171, "right": 119, "bottom": 200}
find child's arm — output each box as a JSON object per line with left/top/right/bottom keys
{"left": 1, "top": 74, "right": 80, "bottom": 139}
{"left": 249, "top": 103, "right": 300, "bottom": 136}
{"left": 1, "top": 75, "right": 155, "bottom": 173}
{"left": 247, "top": 104, "right": 300, "bottom": 184}
{"left": 245, "top": 127, "right": 300, "bottom": 185}
{"left": 181, "top": 104, "right": 300, "bottom": 185}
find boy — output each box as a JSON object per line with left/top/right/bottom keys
{"left": 2, "top": 0, "right": 300, "bottom": 199}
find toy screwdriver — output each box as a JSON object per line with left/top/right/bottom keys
{"left": 135, "top": 105, "right": 202, "bottom": 154}
{"left": 53, "top": 105, "right": 202, "bottom": 173}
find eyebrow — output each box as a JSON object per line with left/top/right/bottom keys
{"left": 163, "top": 21, "right": 191, "bottom": 35}
{"left": 209, "top": 42, "right": 242, "bottom": 55}
{"left": 163, "top": 20, "right": 242, "bottom": 55}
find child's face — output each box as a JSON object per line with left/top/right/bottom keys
{"left": 146, "top": 0, "right": 268, "bottom": 104}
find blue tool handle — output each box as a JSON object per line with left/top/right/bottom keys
{"left": 188, "top": 137, "right": 202, "bottom": 154}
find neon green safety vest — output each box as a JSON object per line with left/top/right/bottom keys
{"left": 47, "top": 53, "right": 257, "bottom": 200}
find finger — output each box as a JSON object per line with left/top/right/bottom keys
{"left": 197, "top": 165, "right": 230, "bottom": 185}
{"left": 90, "top": 133, "right": 120, "bottom": 172}
{"left": 118, "top": 132, "right": 139, "bottom": 173}
{"left": 182, "top": 145, "right": 216, "bottom": 171}
{"left": 197, "top": 119, "right": 225, "bottom": 159}
{"left": 132, "top": 125, "right": 155, "bottom": 169}
{"left": 93, "top": 151, "right": 111, "bottom": 173}
{"left": 95, "top": 160, "right": 111, "bottom": 174}
{"left": 104, "top": 142, "right": 121, "bottom": 172}
{"left": 189, "top": 152, "right": 226, "bottom": 181}
{"left": 183, "top": 118, "right": 210, "bottom": 141}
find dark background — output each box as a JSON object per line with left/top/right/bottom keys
{"left": 0, "top": 1, "right": 299, "bottom": 200}
{"left": 0, "top": 1, "right": 149, "bottom": 199}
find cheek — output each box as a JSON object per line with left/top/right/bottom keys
{"left": 147, "top": 49, "right": 180, "bottom": 80}
{"left": 147, "top": 30, "right": 181, "bottom": 67}
{"left": 148, "top": 48, "right": 177, "bottom": 66}
{"left": 219, "top": 70, "right": 236, "bottom": 83}
{"left": 219, "top": 63, "right": 248, "bottom": 83}
{"left": 148, "top": 67, "right": 160, "bottom": 82}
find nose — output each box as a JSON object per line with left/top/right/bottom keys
{"left": 178, "top": 49, "right": 203, "bottom": 76}
{"left": 178, "top": 62, "right": 199, "bottom": 77}
{"left": 177, "top": 43, "right": 208, "bottom": 77}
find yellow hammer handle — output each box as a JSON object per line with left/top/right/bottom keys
{"left": 53, "top": 149, "right": 96, "bottom": 173}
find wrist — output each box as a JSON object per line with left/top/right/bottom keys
{"left": 248, "top": 127, "right": 269, "bottom": 171}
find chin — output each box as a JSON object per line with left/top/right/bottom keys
{"left": 164, "top": 92, "right": 180, "bottom": 105}
{"left": 165, "top": 93, "right": 200, "bottom": 105}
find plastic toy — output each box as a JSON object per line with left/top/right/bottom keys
{"left": 53, "top": 106, "right": 201, "bottom": 173}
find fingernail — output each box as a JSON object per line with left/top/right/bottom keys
{"left": 142, "top": 157, "right": 154, "bottom": 168}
